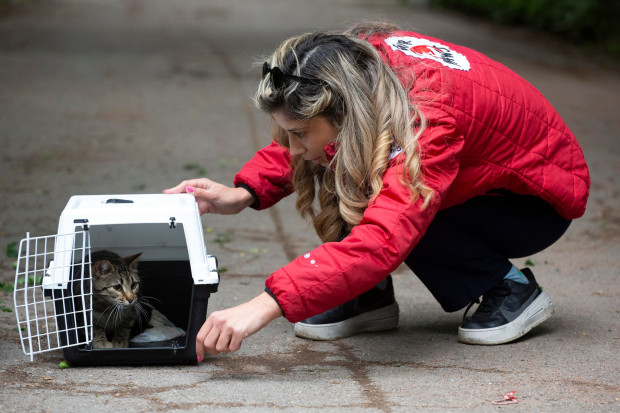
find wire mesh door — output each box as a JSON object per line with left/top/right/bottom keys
{"left": 13, "top": 230, "right": 93, "bottom": 361}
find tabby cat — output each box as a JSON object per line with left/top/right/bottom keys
{"left": 88, "top": 250, "right": 150, "bottom": 348}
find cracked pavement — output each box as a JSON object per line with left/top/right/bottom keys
{"left": 0, "top": 0, "right": 618, "bottom": 411}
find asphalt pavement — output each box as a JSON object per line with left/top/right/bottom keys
{"left": 0, "top": 0, "right": 618, "bottom": 411}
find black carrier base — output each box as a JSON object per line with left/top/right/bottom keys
{"left": 57, "top": 261, "right": 216, "bottom": 366}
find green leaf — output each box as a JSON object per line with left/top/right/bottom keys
{"left": 58, "top": 361, "right": 71, "bottom": 369}
{"left": 524, "top": 259, "right": 535, "bottom": 266}
{"left": 6, "top": 242, "right": 18, "bottom": 258}
{"left": 0, "top": 282, "right": 14, "bottom": 293}
{"left": 184, "top": 162, "right": 200, "bottom": 171}
{"left": 214, "top": 233, "right": 231, "bottom": 244}
{"left": 184, "top": 163, "right": 207, "bottom": 176}
{"left": 28, "top": 275, "right": 43, "bottom": 285}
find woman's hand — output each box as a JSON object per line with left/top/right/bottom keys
{"left": 163, "top": 178, "right": 254, "bottom": 215}
{"left": 196, "top": 292, "right": 283, "bottom": 359}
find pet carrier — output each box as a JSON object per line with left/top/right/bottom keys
{"left": 13, "top": 194, "right": 219, "bottom": 365}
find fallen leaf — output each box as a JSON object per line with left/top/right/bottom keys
{"left": 492, "top": 391, "right": 518, "bottom": 405}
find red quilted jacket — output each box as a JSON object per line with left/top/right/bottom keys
{"left": 233, "top": 31, "right": 590, "bottom": 322}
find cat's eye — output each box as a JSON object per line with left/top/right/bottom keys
{"left": 113, "top": 285, "right": 122, "bottom": 291}
{"left": 131, "top": 283, "right": 138, "bottom": 290}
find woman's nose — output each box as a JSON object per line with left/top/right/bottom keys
{"left": 288, "top": 135, "right": 305, "bottom": 157}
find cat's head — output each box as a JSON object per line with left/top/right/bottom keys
{"left": 92, "top": 253, "right": 142, "bottom": 307}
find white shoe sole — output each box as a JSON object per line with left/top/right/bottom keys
{"left": 294, "top": 302, "right": 400, "bottom": 341}
{"left": 458, "top": 290, "right": 554, "bottom": 345}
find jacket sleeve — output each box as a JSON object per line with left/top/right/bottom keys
{"left": 266, "top": 108, "right": 464, "bottom": 322}
{"left": 233, "top": 141, "right": 294, "bottom": 210}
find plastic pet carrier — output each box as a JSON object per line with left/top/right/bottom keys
{"left": 13, "top": 194, "right": 219, "bottom": 365}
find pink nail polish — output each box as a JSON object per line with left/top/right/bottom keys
{"left": 197, "top": 355, "right": 203, "bottom": 363}
{"left": 186, "top": 186, "right": 194, "bottom": 193}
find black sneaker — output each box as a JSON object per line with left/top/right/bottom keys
{"left": 458, "top": 268, "right": 553, "bottom": 345}
{"left": 294, "top": 275, "right": 399, "bottom": 341}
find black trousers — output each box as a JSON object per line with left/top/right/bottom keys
{"left": 404, "top": 191, "right": 571, "bottom": 312}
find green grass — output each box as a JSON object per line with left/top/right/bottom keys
{"left": 0, "top": 282, "right": 14, "bottom": 293}
{"left": 430, "top": 0, "right": 620, "bottom": 58}
{"left": 213, "top": 233, "right": 231, "bottom": 244}
{"left": 6, "top": 242, "right": 18, "bottom": 258}
{"left": 183, "top": 162, "right": 207, "bottom": 176}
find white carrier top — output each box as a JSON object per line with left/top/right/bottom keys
{"left": 60, "top": 194, "right": 198, "bottom": 225}
{"left": 54, "top": 194, "right": 218, "bottom": 286}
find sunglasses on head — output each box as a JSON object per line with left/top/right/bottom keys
{"left": 262, "top": 62, "right": 326, "bottom": 89}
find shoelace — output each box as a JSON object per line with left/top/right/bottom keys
{"left": 462, "top": 283, "right": 511, "bottom": 321}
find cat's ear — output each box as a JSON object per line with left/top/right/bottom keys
{"left": 93, "top": 260, "right": 113, "bottom": 277}
{"left": 123, "top": 253, "right": 142, "bottom": 269}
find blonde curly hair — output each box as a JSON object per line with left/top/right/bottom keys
{"left": 255, "top": 22, "right": 432, "bottom": 242}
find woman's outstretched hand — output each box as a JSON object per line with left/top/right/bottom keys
{"left": 195, "top": 292, "right": 283, "bottom": 359}
{"left": 163, "top": 178, "right": 254, "bottom": 215}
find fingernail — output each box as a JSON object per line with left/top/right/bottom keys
{"left": 197, "top": 355, "right": 203, "bottom": 363}
{"left": 186, "top": 186, "right": 194, "bottom": 193}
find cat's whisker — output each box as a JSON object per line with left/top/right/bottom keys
{"left": 133, "top": 301, "right": 144, "bottom": 316}
{"left": 139, "top": 295, "right": 161, "bottom": 305}
{"left": 134, "top": 307, "right": 147, "bottom": 330}
{"left": 108, "top": 306, "right": 116, "bottom": 323}
{"left": 96, "top": 304, "right": 116, "bottom": 323}
{"left": 102, "top": 309, "right": 115, "bottom": 330}
{"left": 110, "top": 306, "right": 120, "bottom": 326}
{"left": 115, "top": 305, "right": 124, "bottom": 326}
{"left": 135, "top": 303, "right": 150, "bottom": 324}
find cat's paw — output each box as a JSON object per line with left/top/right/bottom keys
{"left": 111, "top": 339, "right": 129, "bottom": 348}
{"left": 93, "top": 331, "right": 113, "bottom": 348}
{"left": 93, "top": 339, "right": 114, "bottom": 349}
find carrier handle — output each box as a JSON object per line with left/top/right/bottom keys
{"left": 105, "top": 198, "right": 134, "bottom": 204}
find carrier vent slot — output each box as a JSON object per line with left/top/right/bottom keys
{"left": 105, "top": 198, "right": 134, "bottom": 204}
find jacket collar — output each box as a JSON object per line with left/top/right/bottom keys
{"left": 323, "top": 141, "right": 403, "bottom": 165}
{"left": 324, "top": 141, "right": 339, "bottom": 164}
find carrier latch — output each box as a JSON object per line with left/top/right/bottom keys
{"left": 73, "top": 219, "right": 89, "bottom": 231}
{"left": 169, "top": 217, "right": 176, "bottom": 229}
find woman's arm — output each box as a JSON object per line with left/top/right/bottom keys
{"left": 195, "top": 291, "right": 283, "bottom": 359}
{"left": 164, "top": 178, "right": 255, "bottom": 215}
{"left": 233, "top": 141, "right": 294, "bottom": 210}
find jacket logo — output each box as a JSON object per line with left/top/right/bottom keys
{"left": 385, "top": 36, "right": 470, "bottom": 71}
